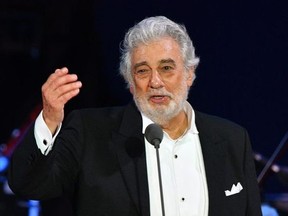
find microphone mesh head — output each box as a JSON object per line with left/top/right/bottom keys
{"left": 144, "top": 123, "right": 163, "bottom": 146}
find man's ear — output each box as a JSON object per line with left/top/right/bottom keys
{"left": 129, "top": 85, "right": 134, "bottom": 94}
{"left": 187, "top": 68, "right": 195, "bottom": 87}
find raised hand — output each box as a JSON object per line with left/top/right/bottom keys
{"left": 41, "top": 67, "right": 82, "bottom": 134}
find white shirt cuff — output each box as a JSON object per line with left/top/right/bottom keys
{"left": 34, "top": 110, "right": 62, "bottom": 155}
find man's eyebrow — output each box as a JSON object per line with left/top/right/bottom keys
{"left": 133, "top": 58, "right": 176, "bottom": 69}
{"left": 134, "top": 61, "right": 148, "bottom": 69}
{"left": 159, "top": 58, "right": 176, "bottom": 66}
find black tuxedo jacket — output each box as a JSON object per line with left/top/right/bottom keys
{"left": 8, "top": 103, "right": 262, "bottom": 216}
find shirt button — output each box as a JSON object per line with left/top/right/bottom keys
{"left": 181, "top": 197, "right": 185, "bottom": 201}
{"left": 43, "top": 139, "right": 47, "bottom": 145}
{"left": 174, "top": 154, "right": 178, "bottom": 159}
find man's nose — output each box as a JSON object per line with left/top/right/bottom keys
{"left": 149, "top": 70, "right": 164, "bottom": 89}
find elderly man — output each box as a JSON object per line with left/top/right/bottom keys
{"left": 8, "top": 16, "right": 262, "bottom": 216}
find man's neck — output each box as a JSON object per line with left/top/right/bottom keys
{"left": 161, "top": 110, "right": 188, "bottom": 140}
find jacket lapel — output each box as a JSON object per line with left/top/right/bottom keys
{"left": 195, "top": 111, "right": 227, "bottom": 215}
{"left": 110, "top": 103, "right": 150, "bottom": 216}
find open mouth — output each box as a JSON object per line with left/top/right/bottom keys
{"left": 149, "top": 95, "right": 170, "bottom": 104}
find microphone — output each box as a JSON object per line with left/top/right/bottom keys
{"left": 145, "top": 123, "right": 163, "bottom": 148}
{"left": 144, "top": 123, "right": 165, "bottom": 216}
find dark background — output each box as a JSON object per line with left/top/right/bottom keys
{"left": 0, "top": 0, "right": 288, "bottom": 215}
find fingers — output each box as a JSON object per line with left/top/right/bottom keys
{"left": 58, "top": 83, "right": 82, "bottom": 105}
{"left": 51, "top": 73, "right": 82, "bottom": 102}
{"left": 43, "top": 67, "right": 80, "bottom": 91}
{"left": 44, "top": 67, "right": 69, "bottom": 87}
{"left": 42, "top": 67, "right": 82, "bottom": 101}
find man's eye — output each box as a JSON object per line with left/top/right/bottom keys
{"left": 134, "top": 69, "right": 150, "bottom": 79}
{"left": 162, "top": 66, "right": 173, "bottom": 71}
{"left": 136, "top": 69, "right": 148, "bottom": 74}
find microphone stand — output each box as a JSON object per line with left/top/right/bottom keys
{"left": 144, "top": 123, "right": 165, "bottom": 216}
{"left": 154, "top": 140, "right": 166, "bottom": 216}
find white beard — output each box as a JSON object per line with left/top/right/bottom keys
{"left": 133, "top": 79, "right": 189, "bottom": 125}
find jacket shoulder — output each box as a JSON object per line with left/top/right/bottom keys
{"left": 195, "top": 111, "right": 247, "bottom": 133}
{"left": 64, "top": 103, "right": 140, "bottom": 131}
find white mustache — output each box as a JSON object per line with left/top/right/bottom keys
{"left": 146, "top": 89, "right": 173, "bottom": 98}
